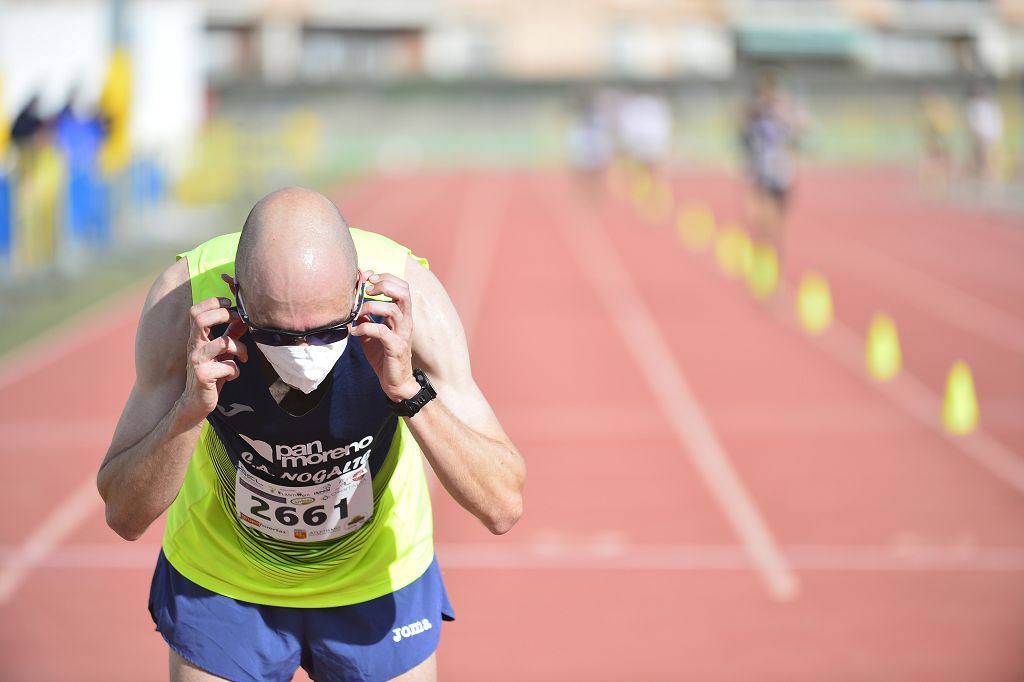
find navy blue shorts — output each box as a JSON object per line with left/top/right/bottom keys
{"left": 149, "top": 551, "right": 455, "bottom": 682}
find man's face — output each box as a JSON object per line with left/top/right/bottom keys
{"left": 235, "top": 269, "right": 363, "bottom": 342}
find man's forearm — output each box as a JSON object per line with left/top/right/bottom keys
{"left": 404, "top": 399, "right": 525, "bottom": 534}
{"left": 98, "top": 399, "right": 206, "bottom": 541}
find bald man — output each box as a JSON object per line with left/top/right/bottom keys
{"left": 98, "top": 187, "right": 525, "bottom": 681}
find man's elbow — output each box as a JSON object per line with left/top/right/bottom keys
{"left": 103, "top": 504, "right": 147, "bottom": 542}
{"left": 98, "top": 481, "right": 147, "bottom": 542}
{"left": 484, "top": 494, "right": 523, "bottom": 536}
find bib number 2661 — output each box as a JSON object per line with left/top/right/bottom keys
{"left": 234, "top": 463, "right": 373, "bottom": 543}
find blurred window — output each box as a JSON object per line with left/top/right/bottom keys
{"left": 301, "top": 28, "right": 423, "bottom": 81}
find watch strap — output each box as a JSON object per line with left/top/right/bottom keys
{"left": 388, "top": 369, "right": 436, "bottom": 417}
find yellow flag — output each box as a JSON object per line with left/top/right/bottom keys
{"left": 99, "top": 49, "right": 132, "bottom": 174}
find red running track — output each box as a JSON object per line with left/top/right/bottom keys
{"left": 0, "top": 167, "right": 1023, "bottom": 681}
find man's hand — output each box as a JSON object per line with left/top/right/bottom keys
{"left": 350, "top": 271, "right": 419, "bottom": 402}
{"left": 180, "top": 296, "right": 249, "bottom": 422}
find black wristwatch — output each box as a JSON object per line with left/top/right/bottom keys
{"left": 388, "top": 369, "right": 437, "bottom": 417}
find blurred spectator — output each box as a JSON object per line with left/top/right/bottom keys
{"left": 964, "top": 82, "right": 1004, "bottom": 195}
{"left": 740, "top": 71, "right": 805, "bottom": 274}
{"left": 53, "top": 89, "right": 109, "bottom": 249}
{"left": 9, "top": 94, "right": 65, "bottom": 274}
{"left": 10, "top": 95, "right": 44, "bottom": 147}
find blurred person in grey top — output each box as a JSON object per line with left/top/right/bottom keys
{"left": 741, "top": 72, "right": 804, "bottom": 273}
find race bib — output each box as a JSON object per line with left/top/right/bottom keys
{"left": 234, "top": 461, "right": 374, "bottom": 543}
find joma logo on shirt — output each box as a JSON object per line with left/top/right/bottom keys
{"left": 392, "top": 618, "right": 433, "bottom": 643}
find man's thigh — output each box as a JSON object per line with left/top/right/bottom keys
{"left": 170, "top": 648, "right": 228, "bottom": 682}
{"left": 391, "top": 653, "right": 435, "bottom": 682}
{"left": 170, "top": 648, "right": 437, "bottom": 682}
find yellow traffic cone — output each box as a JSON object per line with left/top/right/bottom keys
{"left": 796, "top": 272, "right": 833, "bottom": 335}
{"left": 638, "top": 179, "right": 674, "bottom": 225}
{"left": 747, "top": 241, "right": 780, "bottom": 299}
{"left": 629, "top": 168, "right": 653, "bottom": 214}
{"left": 865, "top": 313, "right": 901, "bottom": 382}
{"left": 676, "top": 203, "right": 716, "bottom": 252}
{"left": 942, "top": 360, "right": 979, "bottom": 435}
{"left": 715, "top": 226, "right": 753, "bottom": 279}
{"left": 606, "top": 160, "right": 629, "bottom": 199}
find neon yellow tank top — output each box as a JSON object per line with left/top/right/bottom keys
{"left": 161, "top": 229, "right": 435, "bottom": 608}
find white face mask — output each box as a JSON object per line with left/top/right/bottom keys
{"left": 256, "top": 338, "right": 348, "bottom": 394}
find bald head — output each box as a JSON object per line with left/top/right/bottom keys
{"left": 235, "top": 187, "right": 359, "bottom": 332}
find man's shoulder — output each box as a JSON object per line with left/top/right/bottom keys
{"left": 147, "top": 258, "right": 192, "bottom": 310}
{"left": 178, "top": 232, "right": 242, "bottom": 270}
{"left": 350, "top": 227, "right": 428, "bottom": 276}
{"left": 176, "top": 232, "right": 241, "bottom": 306}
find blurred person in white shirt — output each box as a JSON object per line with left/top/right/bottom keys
{"left": 965, "top": 83, "right": 1004, "bottom": 194}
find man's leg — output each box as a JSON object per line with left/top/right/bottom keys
{"left": 170, "top": 648, "right": 230, "bottom": 682}
{"left": 391, "top": 653, "right": 436, "bottom": 682}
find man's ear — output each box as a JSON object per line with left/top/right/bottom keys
{"left": 221, "top": 272, "right": 238, "bottom": 298}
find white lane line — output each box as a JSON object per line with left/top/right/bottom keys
{"left": 0, "top": 477, "right": 103, "bottom": 605}
{"left": 552, "top": 187, "right": 800, "bottom": 601}
{"left": 444, "top": 177, "right": 508, "bottom": 345}
{"left": 812, "top": 237, "right": 1024, "bottom": 355}
{"left": 10, "top": 542, "right": 1024, "bottom": 572}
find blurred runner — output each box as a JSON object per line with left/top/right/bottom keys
{"left": 964, "top": 82, "right": 1005, "bottom": 198}
{"left": 617, "top": 88, "right": 673, "bottom": 176}
{"left": 919, "top": 91, "right": 955, "bottom": 196}
{"left": 740, "top": 72, "right": 804, "bottom": 276}
{"left": 568, "top": 88, "right": 614, "bottom": 199}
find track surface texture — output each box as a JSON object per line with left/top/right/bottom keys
{"left": 1, "top": 167, "right": 1022, "bottom": 681}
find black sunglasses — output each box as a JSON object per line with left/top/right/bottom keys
{"left": 235, "top": 281, "right": 365, "bottom": 347}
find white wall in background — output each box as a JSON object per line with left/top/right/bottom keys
{"left": 0, "top": 0, "right": 205, "bottom": 172}
{"left": 675, "top": 25, "right": 734, "bottom": 79}
{"left": 0, "top": 1, "right": 109, "bottom": 118}
{"left": 129, "top": 0, "right": 205, "bottom": 170}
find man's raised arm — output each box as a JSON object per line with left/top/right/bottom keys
{"left": 97, "top": 259, "right": 248, "bottom": 541}
{"left": 350, "top": 257, "right": 525, "bottom": 534}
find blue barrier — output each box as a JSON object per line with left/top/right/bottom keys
{"left": 131, "top": 157, "right": 165, "bottom": 208}
{"left": 0, "top": 174, "right": 9, "bottom": 266}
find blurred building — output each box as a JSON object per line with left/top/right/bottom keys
{"left": 0, "top": 0, "right": 1021, "bottom": 169}
{"left": 0, "top": 0, "right": 204, "bottom": 171}
{"left": 197, "top": 0, "right": 1024, "bottom": 82}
